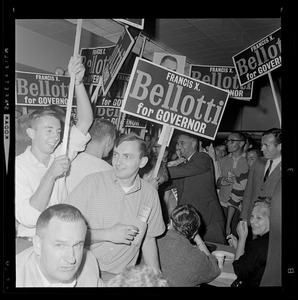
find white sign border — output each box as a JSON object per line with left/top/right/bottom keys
{"left": 121, "top": 57, "right": 230, "bottom": 140}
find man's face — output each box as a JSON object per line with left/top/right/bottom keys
{"left": 112, "top": 141, "right": 148, "bottom": 181}
{"left": 161, "top": 58, "right": 177, "bottom": 72}
{"left": 35, "top": 218, "right": 87, "bottom": 284}
{"left": 226, "top": 133, "right": 244, "bottom": 154}
{"left": 246, "top": 151, "right": 258, "bottom": 167}
{"left": 31, "top": 116, "right": 61, "bottom": 155}
{"left": 176, "top": 135, "right": 195, "bottom": 159}
{"left": 261, "top": 133, "right": 281, "bottom": 160}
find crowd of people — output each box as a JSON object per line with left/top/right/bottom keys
{"left": 15, "top": 55, "right": 282, "bottom": 288}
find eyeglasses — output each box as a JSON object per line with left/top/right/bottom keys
{"left": 225, "top": 139, "right": 245, "bottom": 144}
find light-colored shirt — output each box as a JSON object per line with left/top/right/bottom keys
{"left": 66, "top": 152, "right": 113, "bottom": 193}
{"left": 36, "top": 262, "right": 76, "bottom": 287}
{"left": 15, "top": 126, "right": 91, "bottom": 238}
{"left": 16, "top": 246, "right": 104, "bottom": 287}
{"left": 218, "top": 152, "right": 249, "bottom": 208}
{"left": 264, "top": 156, "right": 281, "bottom": 177}
{"left": 65, "top": 169, "right": 165, "bottom": 274}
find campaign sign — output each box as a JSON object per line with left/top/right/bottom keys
{"left": 95, "top": 73, "right": 129, "bottom": 126}
{"left": 123, "top": 114, "right": 147, "bottom": 128}
{"left": 121, "top": 58, "right": 229, "bottom": 140}
{"left": 81, "top": 45, "right": 115, "bottom": 85}
{"left": 102, "top": 26, "right": 137, "bottom": 96}
{"left": 233, "top": 28, "right": 281, "bottom": 86}
{"left": 190, "top": 64, "right": 253, "bottom": 101}
{"left": 15, "top": 71, "right": 72, "bottom": 107}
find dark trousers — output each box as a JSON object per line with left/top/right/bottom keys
{"left": 222, "top": 206, "right": 240, "bottom": 239}
{"left": 203, "top": 221, "right": 227, "bottom": 245}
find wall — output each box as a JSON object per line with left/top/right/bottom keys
{"left": 16, "top": 25, "right": 73, "bottom": 73}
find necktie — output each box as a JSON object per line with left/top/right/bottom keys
{"left": 263, "top": 160, "right": 273, "bottom": 182}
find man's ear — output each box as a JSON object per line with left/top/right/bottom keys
{"left": 277, "top": 143, "right": 281, "bottom": 151}
{"left": 240, "top": 140, "right": 246, "bottom": 148}
{"left": 26, "top": 127, "right": 35, "bottom": 140}
{"left": 139, "top": 156, "right": 149, "bottom": 169}
{"left": 32, "top": 235, "right": 42, "bottom": 256}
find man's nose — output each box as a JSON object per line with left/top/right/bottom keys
{"left": 64, "top": 247, "right": 76, "bottom": 264}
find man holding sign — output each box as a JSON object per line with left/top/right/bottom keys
{"left": 15, "top": 55, "right": 93, "bottom": 254}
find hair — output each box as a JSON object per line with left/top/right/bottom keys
{"left": 253, "top": 196, "right": 271, "bottom": 218}
{"left": 28, "top": 105, "right": 63, "bottom": 129}
{"left": 114, "top": 133, "right": 149, "bottom": 158}
{"left": 230, "top": 131, "right": 247, "bottom": 144}
{"left": 16, "top": 114, "right": 31, "bottom": 142}
{"left": 262, "top": 128, "right": 281, "bottom": 145}
{"left": 170, "top": 204, "right": 201, "bottom": 241}
{"left": 106, "top": 264, "right": 169, "bottom": 287}
{"left": 246, "top": 147, "right": 262, "bottom": 157}
{"left": 160, "top": 54, "right": 178, "bottom": 65}
{"left": 89, "top": 118, "right": 117, "bottom": 143}
{"left": 177, "top": 132, "right": 199, "bottom": 150}
{"left": 36, "top": 204, "right": 87, "bottom": 238}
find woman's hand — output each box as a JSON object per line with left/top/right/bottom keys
{"left": 236, "top": 220, "right": 248, "bottom": 241}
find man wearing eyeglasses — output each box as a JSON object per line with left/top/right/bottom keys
{"left": 217, "top": 131, "right": 249, "bottom": 238}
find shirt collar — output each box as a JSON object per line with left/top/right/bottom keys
{"left": 187, "top": 151, "right": 196, "bottom": 161}
{"left": 25, "top": 146, "right": 55, "bottom": 167}
{"left": 36, "top": 261, "right": 76, "bottom": 287}
{"left": 267, "top": 156, "right": 281, "bottom": 166}
{"left": 229, "top": 152, "right": 246, "bottom": 160}
{"left": 112, "top": 171, "right": 141, "bottom": 194}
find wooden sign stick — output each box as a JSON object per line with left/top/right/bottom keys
{"left": 90, "top": 76, "right": 103, "bottom": 103}
{"left": 61, "top": 19, "right": 83, "bottom": 155}
{"left": 153, "top": 124, "right": 173, "bottom": 179}
{"left": 268, "top": 72, "right": 281, "bottom": 127}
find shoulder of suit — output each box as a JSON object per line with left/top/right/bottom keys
{"left": 255, "top": 156, "right": 267, "bottom": 165}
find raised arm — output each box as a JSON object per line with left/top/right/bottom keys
{"left": 68, "top": 55, "right": 93, "bottom": 135}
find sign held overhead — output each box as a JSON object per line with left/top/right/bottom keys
{"left": 121, "top": 58, "right": 229, "bottom": 140}
{"left": 233, "top": 28, "right": 281, "bottom": 86}
{"left": 102, "top": 26, "right": 138, "bottom": 96}
{"left": 190, "top": 64, "right": 253, "bottom": 101}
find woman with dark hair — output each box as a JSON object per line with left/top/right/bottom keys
{"left": 157, "top": 204, "right": 220, "bottom": 287}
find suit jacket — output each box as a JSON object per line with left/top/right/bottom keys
{"left": 16, "top": 247, "right": 105, "bottom": 287}
{"left": 240, "top": 157, "right": 281, "bottom": 221}
{"left": 167, "top": 151, "right": 225, "bottom": 227}
{"left": 260, "top": 178, "right": 282, "bottom": 286}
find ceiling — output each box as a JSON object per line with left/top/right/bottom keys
{"left": 16, "top": 18, "right": 281, "bottom": 75}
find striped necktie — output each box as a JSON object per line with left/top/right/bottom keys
{"left": 263, "top": 160, "right": 273, "bottom": 182}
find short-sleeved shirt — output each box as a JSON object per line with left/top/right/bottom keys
{"left": 218, "top": 153, "right": 249, "bottom": 209}
{"left": 15, "top": 126, "right": 90, "bottom": 238}
{"left": 66, "top": 152, "right": 113, "bottom": 193}
{"left": 65, "top": 170, "right": 165, "bottom": 274}
{"left": 16, "top": 247, "right": 103, "bottom": 287}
